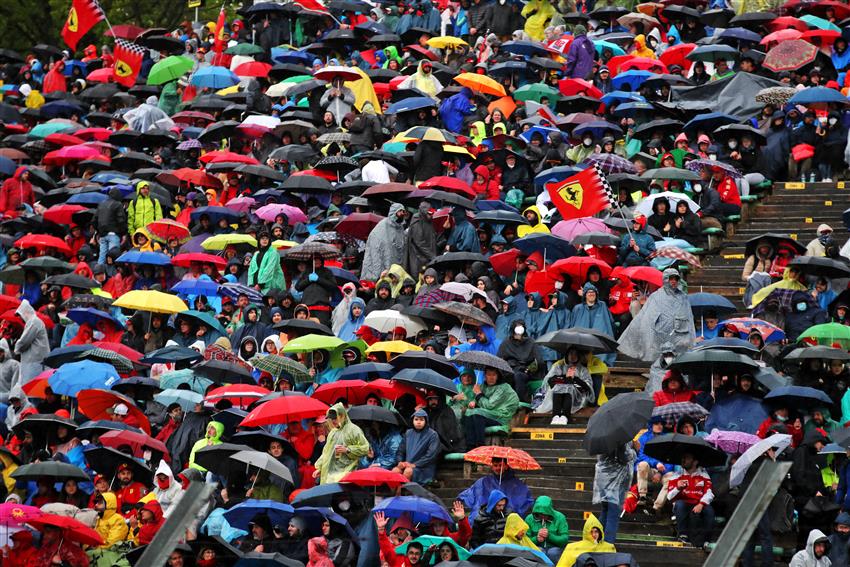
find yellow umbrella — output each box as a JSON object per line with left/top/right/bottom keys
{"left": 443, "top": 145, "right": 475, "bottom": 159}
{"left": 113, "top": 290, "right": 189, "bottom": 314}
{"left": 272, "top": 239, "right": 298, "bottom": 250}
{"left": 216, "top": 85, "right": 241, "bottom": 96}
{"left": 365, "top": 341, "right": 423, "bottom": 355}
{"left": 344, "top": 67, "right": 382, "bottom": 115}
{"left": 202, "top": 233, "right": 258, "bottom": 250}
{"left": 454, "top": 72, "right": 506, "bottom": 97}
{"left": 427, "top": 36, "right": 469, "bottom": 49}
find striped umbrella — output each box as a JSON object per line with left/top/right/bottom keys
{"left": 251, "top": 355, "right": 311, "bottom": 383}
{"left": 464, "top": 446, "right": 541, "bottom": 470}
{"left": 651, "top": 401, "right": 709, "bottom": 423}
{"left": 648, "top": 246, "right": 702, "bottom": 268}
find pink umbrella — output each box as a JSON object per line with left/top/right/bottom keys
{"left": 0, "top": 502, "right": 42, "bottom": 524}
{"left": 225, "top": 196, "right": 257, "bottom": 213}
{"left": 705, "top": 430, "right": 761, "bottom": 455}
{"left": 551, "top": 217, "right": 612, "bottom": 241}
{"left": 43, "top": 145, "right": 106, "bottom": 166}
{"left": 255, "top": 204, "right": 308, "bottom": 225}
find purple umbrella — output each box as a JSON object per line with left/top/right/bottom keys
{"left": 705, "top": 429, "right": 761, "bottom": 455}
{"left": 551, "top": 217, "right": 613, "bottom": 241}
{"left": 179, "top": 233, "right": 211, "bottom": 254}
{"left": 582, "top": 153, "right": 637, "bottom": 174}
{"left": 686, "top": 159, "right": 743, "bottom": 179}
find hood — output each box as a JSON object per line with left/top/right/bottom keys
{"left": 423, "top": 267, "right": 438, "bottom": 281}
{"left": 133, "top": 228, "right": 154, "bottom": 244}
{"left": 308, "top": 536, "right": 330, "bottom": 562}
{"left": 835, "top": 511, "right": 850, "bottom": 528}
{"left": 754, "top": 239, "right": 774, "bottom": 259}
{"left": 412, "top": 408, "right": 429, "bottom": 426}
{"left": 0, "top": 338, "right": 12, "bottom": 359}
{"left": 502, "top": 296, "right": 517, "bottom": 316}
{"left": 474, "top": 164, "right": 491, "bottom": 181}
{"left": 662, "top": 268, "right": 681, "bottom": 292}
{"left": 676, "top": 415, "right": 698, "bottom": 434}
{"left": 155, "top": 459, "right": 175, "bottom": 481}
{"left": 802, "top": 427, "right": 828, "bottom": 448}
{"left": 522, "top": 205, "right": 542, "bottom": 225}
{"left": 348, "top": 298, "right": 366, "bottom": 321}
{"left": 662, "top": 369, "right": 685, "bottom": 391}
{"left": 240, "top": 335, "right": 259, "bottom": 351}
{"left": 262, "top": 334, "right": 282, "bottom": 352}
{"left": 101, "top": 492, "right": 118, "bottom": 518}
{"left": 206, "top": 421, "right": 225, "bottom": 442}
{"left": 8, "top": 383, "right": 25, "bottom": 402}
{"left": 531, "top": 495, "right": 555, "bottom": 518}
{"left": 487, "top": 489, "right": 508, "bottom": 513}
{"left": 15, "top": 300, "right": 35, "bottom": 323}
{"left": 805, "top": 529, "right": 830, "bottom": 560}
{"left": 582, "top": 282, "right": 598, "bottom": 296}
{"left": 328, "top": 402, "right": 349, "bottom": 428}
{"left": 652, "top": 196, "right": 670, "bottom": 215}
{"left": 142, "top": 499, "right": 164, "bottom": 523}
{"left": 388, "top": 202, "right": 404, "bottom": 219}
{"left": 109, "top": 187, "right": 123, "bottom": 201}
{"left": 503, "top": 513, "right": 530, "bottom": 541}
{"left": 527, "top": 292, "right": 544, "bottom": 310}
{"left": 634, "top": 34, "right": 647, "bottom": 50}
{"left": 582, "top": 513, "right": 605, "bottom": 543}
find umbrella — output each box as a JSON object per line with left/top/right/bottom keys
{"left": 230, "top": 450, "right": 294, "bottom": 484}
{"left": 744, "top": 233, "right": 805, "bottom": 257}
{"left": 206, "top": 385, "right": 271, "bottom": 408}
{"left": 433, "top": 302, "right": 494, "bottom": 327}
{"left": 685, "top": 159, "right": 743, "bottom": 180}
{"left": 755, "top": 86, "right": 799, "bottom": 106}
{"left": 583, "top": 391, "right": 655, "bottom": 455}
{"left": 784, "top": 346, "right": 850, "bottom": 362}
{"left": 241, "top": 395, "right": 329, "bottom": 427}
{"left": 273, "top": 319, "right": 334, "bottom": 338}
{"left": 372, "top": 496, "right": 451, "bottom": 523}
{"left": 147, "top": 56, "right": 194, "bottom": 85}
{"left": 582, "top": 153, "right": 636, "bottom": 175}
{"left": 251, "top": 355, "right": 311, "bottom": 383}
{"left": 77, "top": 388, "right": 151, "bottom": 434}
{"left": 789, "top": 87, "right": 849, "bottom": 106}
{"left": 798, "top": 322, "right": 850, "bottom": 348}
{"left": 764, "top": 385, "right": 833, "bottom": 409}
{"left": 651, "top": 401, "right": 710, "bottom": 422}
{"left": 535, "top": 329, "right": 616, "bottom": 354}
{"left": 789, "top": 256, "right": 850, "bottom": 279}
{"left": 670, "top": 350, "right": 758, "bottom": 379}
{"left": 392, "top": 367, "right": 459, "bottom": 396}
{"left": 464, "top": 446, "right": 541, "bottom": 470}
{"left": 282, "top": 241, "right": 340, "bottom": 261}
{"left": 644, "top": 433, "right": 727, "bottom": 467}
{"left": 283, "top": 334, "right": 345, "bottom": 354}
{"left": 347, "top": 404, "right": 400, "bottom": 425}
{"left": 340, "top": 468, "right": 409, "bottom": 489}
{"left": 113, "top": 290, "right": 188, "bottom": 314}
{"left": 11, "top": 461, "right": 88, "bottom": 481}
{"left": 140, "top": 345, "right": 204, "bottom": 365}
{"left": 763, "top": 40, "right": 818, "bottom": 72}
{"left": 686, "top": 44, "right": 739, "bottom": 63}
{"left": 705, "top": 430, "right": 762, "bottom": 455}
{"left": 454, "top": 73, "right": 506, "bottom": 97}
{"left": 84, "top": 445, "right": 153, "bottom": 485}
{"left": 469, "top": 543, "right": 553, "bottom": 566}
{"left": 26, "top": 514, "right": 103, "bottom": 547}
{"left": 336, "top": 213, "right": 385, "bottom": 241}
{"left": 154, "top": 388, "right": 204, "bottom": 412}
{"left": 730, "top": 433, "right": 793, "bottom": 487}
{"left": 223, "top": 499, "right": 295, "bottom": 531}
{"left": 688, "top": 292, "right": 737, "bottom": 317}
{"left": 0, "top": 502, "right": 41, "bottom": 524}
{"left": 48, "top": 360, "right": 120, "bottom": 397}
{"left": 363, "top": 310, "right": 426, "bottom": 337}
{"left": 193, "top": 359, "right": 254, "bottom": 385}
{"left": 390, "top": 351, "right": 458, "bottom": 377}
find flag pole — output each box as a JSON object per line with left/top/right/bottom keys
{"left": 95, "top": 0, "right": 116, "bottom": 39}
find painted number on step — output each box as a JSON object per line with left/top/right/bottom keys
{"left": 557, "top": 457, "right": 567, "bottom": 463}
{"left": 575, "top": 482, "right": 584, "bottom": 490}
{"left": 583, "top": 511, "right": 591, "bottom": 520}
{"left": 839, "top": 182, "right": 846, "bottom": 189}
{"left": 785, "top": 182, "right": 805, "bottom": 189}
{"left": 723, "top": 253, "right": 745, "bottom": 260}
{"left": 825, "top": 201, "right": 833, "bottom": 206}
{"left": 657, "top": 541, "right": 684, "bottom": 547}
{"left": 805, "top": 217, "right": 813, "bottom": 223}
{"left": 790, "top": 233, "right": 797, "bottom": 240}
{"left": 531, "top": 431, "right": 554, "bottom": 440}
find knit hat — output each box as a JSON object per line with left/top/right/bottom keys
{"left": 574, "top": 24, "right": 587, "bottom": 36}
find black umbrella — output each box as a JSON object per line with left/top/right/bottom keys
{"left": 274, "top": 119, "right": 317, "bottom": 141}
{"left": 111, "top": 376, "right": 160, "bottom": 398}
{"left": 141, "top": 35, "right": 185, "bottom": 54}
{"left": 714, "top": 123, "right": 766, "bottom": 146}
{"left": 315, "top": 155, "right": 359, "bottom": 174}
{"left": 393, "top": 368, "right": 458, "bottom": 396}
{"left": 80, "top": 83, "right": 120, "bottom": 101}
{"left": 84, "top": 446, "right": 153, "bottom": 486}
{"left": 192, "top": 443, "right": 254, "bottom": 472}
{"left": 235, "top": 164, "right": 286, "bottom": 181}
{"left": 11, "top": 414, "right": 78, "bottom": 449}
{"left": 268, "top": 63, "right": 312, "bottom": 81}
{"left": 669, "top": 350, "right": 759, "bottom": 378}
{"left": 11, "top": 461, "right": 89, "bottom": 481}
{"left": 427, "top": 252, "right": 489, "bottom": 270}
{"left": 273, "top": 318, "right": 334, "bottom": 336}
{"left": 753, "top": 367, "right": 792, "bottom": 393}
{"left": 423, "top": 190, "right": 475, "bottom": 210}
{"left": 63, "top": 293, "right": 113, "bottom": 310}
{"left": 644, "top": 433, "right": 728, "bottom": 468}
{"left": 764, "top": 385, "right": 833, "bottom": 410}
{"left": 401, "top": 305, "right": 458, "bottom": 327}
{"left": 191, "top": 95, "right": 231, "bottom": 111}
{"left": 450, "top": 351, "right": 513, "bottom": 375}
{"left": 631, "top": 119, "right": 686, "bottom": 140}
{"left": 32, "top": 44, "right": 63, "bottom": 60}
{"left": 572, "top": 232, "right": 621, "bottom": 247}
{"left": 468, "top": 544, "right": 550, "bottom": 566}
{"left": 433, "top": 301, "right": 494, "bottom": 327}
{"left": 283, "top": 79, "right": 328, "bottom": 101}
{"left": 474, "top": 210, "right": 527, "bottom": 225}
{"left": 268, "top": 144, "right": 317, "bottom": 163}
{"left": 784, "top": 346, "right": 850, "bottom": 362}
{"left": 535, "top": 329, "right": 615, "bottom": 353}
{"left": 43, "top": 273, "right": 98, "bottom": 289}
{"left": 584, "top": 392, "right": 654, "bottom": 455}
{"left": 744, "top": 233, "right": 806, "bottom": 257}
{"left": 109, "top": 130, "right": 143, "bottom": 148}
{"left": 789, "top": 256, "right": 850, "bottom": 279}
{"left": 197, "top": 120, "right": 240, "bottom": 143}
{"left": 230, "top": 430, "right": 299, "bottom": 458}
{"left": 281, "top": 175, "right": 333, "bottom": 194}
{"left": 389, "top": 351, "right": 458, "bottom": 378}
{"left": 700, "top": 8, "right": 735, "bottom": 28}
{"left": 0, "top": 103, "right": 22, "bottom": 124}
{"left": 347, "top": 404, "right": 400, "bottom": 425}
{"left": 193, "top": 359, "right": 254, "bottom": 384}
{"left": 140, "top": 345, "right": 204, "bottom": 365}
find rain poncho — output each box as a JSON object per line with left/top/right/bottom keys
{"left": 465, "top": 377, "right": 519, "bottom": 426}
{"left": 399, "top": 409, "right": 440, "bottom": 483}
{"left": 571, "top": 283, "right": 616, "bottom": 365}
{"left": 188, "top": 421, "right": 224, "bottom": 472}
{"left": 361, "top": 203, "right": 407, "bottom": 281}
{"left": 447, "top": 207, "right": 480, "bottom": 253}
{"left": 405, "top": 202, "right": 437, "bottom": 275}
{"left": 458, "top": 469, "right": 533, "bottom": 521}
{"left": 535, "top": 358, "right": 594, "bottom": 415}
{"left": 557, "top": 515, "right": 616, "bottom": 567}
{"left": 14, "top": 299, "right": 49, "bottom": 383}
{"left": 497, "top": 513, "right": 541, "bottom": 550}
{"left": 521, "top": 0, "right": 555, "bottom": 41}
{"left": 337, "top": 297, "right": 365, "bottom": 341}
{"left": 248, "top": 240, "right": 286, "bottom": 294}
{"left": 618, "top": 268, "right": 694, "bottom": 362}
{"left": 440, "top": 87, "right": 474, "bottom": 133}
{"left": 0, "top": 338, "right": 20, "bottom": 404}
{"left": 789, "top": 529, "right": 831, "bottom": 567}
{"left": 152, "top": 460, "right": 183, "bottom": 517}
{"left": 124, "top": 96, "right": 175, "bottom": 132}
{"left": 630, "top": 35, "right": 655, "bottom": 59}
{"left": 398, "top": 61, "right": 443, "bottom": 99}
{"left": 750, "top": 267, "right": 807, "bottom": 308}
{"left": 94, "top": 492, "right": 130, "bottom": 547}
{"left": 524, "top": 496, "right": 569, "bottom": 549}
{"left": 592, "top": 443, "right": 636, "bottom": 506}
{"left": 517, "top": 206, "right": 550, "bottom": 238}
{"left": 320, "top": 82, "right": 356, "bottom": 126}
{"left": 314, "top": 403, "right": 370, "bottom": 484}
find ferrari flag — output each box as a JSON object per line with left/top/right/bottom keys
{"left": 61, "top": 0, "right": 106, "bottom": 51}
{"left": 112, "top": 39, "right": 145, "bottom": 88}
{"left": 546, "top": 164, "right": 616, "bottom": 221}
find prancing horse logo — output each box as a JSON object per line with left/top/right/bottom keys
{"left": 67, "top": 7, "right": 79, "bottom": 32}
{"left": 558, "top": 181, "right": 583, "bottom": 209}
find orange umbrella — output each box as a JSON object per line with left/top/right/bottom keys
{"left": 464, "top": 446, "right": 541, "bottom": 470}
{"left": 77, "top": 389, "right": 151, "bottom": 434}
{"left": 453, "top": 73, "right": 506, "bottom": 97}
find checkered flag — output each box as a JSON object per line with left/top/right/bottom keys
{"left": 592, "top": 162, "right": 617, "bottom": 207}
{"left": 113, "top": 39, "right": 146, "bottom": 87}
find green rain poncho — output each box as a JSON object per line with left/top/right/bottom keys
{"left": 524, "top": 496, "right": 569, "bottom": 549}
{"left": 248, "top": 241, "right": 286, "bottom": 294}
{"left": 314, "top": 403, "right": 370, "bottom": 484}
{"left": 465, "top": 377, "right": 519, "bottom": 426}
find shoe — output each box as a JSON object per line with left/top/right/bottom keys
{"left": 562, "top": 415, "right": 569, "bottom": 425}
{"left": 810, "top": 173, "right": 817, "bottom": 182}
{"left": 678, "top": 535, "right": 690, "bottom": 545}
{"left": 825, "top": 178, "right": 833, "bottom": 182}
{"left": 637, "top": 496, "right": 648, "bottom": 508}
{"left": 550, "top": 416, "right": 560, "bottom": 425}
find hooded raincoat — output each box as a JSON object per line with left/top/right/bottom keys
{"left": 405, "top": 202, "right": 437, "bottom": 276}
{"left": 497, "top": 513, "right": 541, "bottom": 550}
{"left": 14, "top": 299, "right": 49, "bottom": 383}
{"left": 188, "top": 421, "right": 225, "bottom": 472}
{"left": 362, "top": 203, "right": 407, "bottom": 281}
{"left": 557, "top": 515, "right": 617, "bottom": 567}
{"left": 338, "top": 297, "right": 366, "bottom": 341}
{"left": 248, "top": 239, "right": 286, "bottom": 293}
{"left": 398, "top": 409, "right": 441, "bottom": 483}
{"left": 525, "top": 495, "right": 570, "bottom": 550}
{"left": 314, "top": 403, "right": 370, "bottom": 484}
{"left": 95, "top": 492, "right": 130, "bottom": 547}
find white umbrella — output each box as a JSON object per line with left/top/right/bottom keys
{"left": 231, "top": 450, "right": 294, "bottom": 485}
{"left": 730, "top": 433, "right": 792, "bottom": 488}
{"left": 266, "top": 82, "right": 294, "bottom": 98}
{"left": 363, "top": 309, "right": 427, "bottom": 337}
{"left": 439, "top": 282, "right": 497, "bottom": 309}
{"left": 634, "top": 191, "right": 700, "bottom": 218}
{"left": 154, "top": 388, "right": 204, "bottom": 412}
{"left": 242, "top": 115, "right": 281, "bottom": 129}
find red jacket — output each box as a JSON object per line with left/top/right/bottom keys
{"left": 716, "top": 176, "right": 741, "bottom": 207}
{"left": 471, "top": 165, "right": 501, "bottom": 200}
{"left": 756, "top": 417, "right": 803, "bottom": 447}
{"left": 0, "top": 167, "right": 35, "bottom": 217}
{"left": 666, "top": 468, "right": 714, "bottom": 506}
{"left": 652, "top": 371, "right": 699, "bottom": 407}
{"left": 378, "top": 531, "right": 414, "bottom": 567}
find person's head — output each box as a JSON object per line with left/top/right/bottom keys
{"left": 406, "top": 541, "right": 424, "bottom": 565}
{"left": 680, "top": 452, "right": 699, "bottom": 471}
{"left": 412, "top": 410, "right": 427, "bottom": 430}
{"left": 650, "top": 416, "right": 664, "bottom": 434}
{"left": 590, "top": 526, "right": 602, "bottom": 542}
{"left": 268, "top": 440, "right": 285, "bottom": 458}
{"left": 484, "top": 367, "right": 499, "bottom": 386}
{"left": 491, "top": 457, "right": 507, "bottom": 477}
{"left": 63, "top": 479, "right": 78, "bottom": 494}
{"left": 117, "top": 464, "right": 133, "bottom": 486}
{"left": 813, "top": 535, "right": 830, "bottom": 559}
{"left": 138, "top": 181, "right": 151, "bottom": 197}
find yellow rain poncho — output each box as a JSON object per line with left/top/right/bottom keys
{"left": 749, "top": 267, "right": 807, "bottom": 308}
{"left": 557, "top": 514, "right": 616, "bottom": 567}
{"left": 517, "top": 205, "right": 551, "bottom": 238}
{"left": 630, "top": 35, "right": 656, "bottom": 59}
{"left": 344, "top": 67, "right": 383, "bottom": 115}
{"left": 497, "top": 513, "right": 542, "bottom": 550}
{"left": 314, "top": 403, "right": 370, "bottom": 484}
{"left": 397, "top": 61, "right": 444, "bottom": 99}
{"left": 377, "top": 264, "right": 413, "bottom": 297}
{"left": 522, "top": 0, "right": 556, "bottom": 41}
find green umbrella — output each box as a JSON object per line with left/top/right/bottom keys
{"left": 395, "top": 536, "right": 470, "bottom": 563}
{"left": 30, "top": 121, "right": 77, "bottom": 138}
{"left": 283, "top": 333, "right": 345, "bottom": 354}
{"left": 159, "top": 368, "right": 213, "bottom": 395}
{"left": 251, "top": 354, "right": 311, "bottom": 383}
{"left": 174, "top": 309, "right": 228, "bottom": 336}
{"left": 800, "top": 15, "right": 840, "bottom": 32}
{"left": 147, "top": 55, "right": 194, "bottom": 85}
{"left": 798, "top": 322, "right": 850, "bottom": 349}
{"left": 283, "top": 74, "right": 313, "bottom": 84}
{"left": 225, "top": 43, "right": 265, "bottom": 56}
{"left": 513, "top": 83, "right": 561, "bottom": 105}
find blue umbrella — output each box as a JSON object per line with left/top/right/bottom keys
{"left": 789, "top": 87, "right": 850, "bottom": 106}
{"left": 683, "top": 112, "right": 741, "bottom": 135}
{"left": 476, "top": 200, "right": 519, "bottom": 213}
{"left": 688, "top": 292, "right": 737, "bottom": 317}
{"left": 49, "top": 360, "right": 121, "bottom": 397}
{"left": 610, "top": 101, "right": 655, "bottom": 118}
{"left": 67, "top": 191, "right": 107, "bottom": 205}
{"left": 293, "top": 506, "right": 357, "bottom": 538}
{"left": 291, "top": 483, "right": 346, "bottom": 507}
{"left": 219, "top": 282, "right": 264, "bottom": 302}
{"left": 489, "top": 61, "right": 528, "bottom": 76}
{"left": 533, "top": 165, "right": 584, "bottom": 188}
{"left": 90, "top": 172, "right": 129, "bottom": 184}
{"left": 99, "top": 183, "right": 135, "bottom": 198}
{"left": 519, "top": 125, "right": 561, "bottom": 143}
{"left": 159, "top": 368, "right": 213, "bottom": 394}
{"left": 610, "top": 70, "right": 653, "bottom": 90}
{"left": 172, "top": 279, "right": 220, "bottom": 296}
{"left": 272, "top": 49, "right": 314, "bottom": 65}
{"left": 514, "top": 233, "right": 577, "bottom": 261}
{"left": 328, "top": 267, "right": 360, "bottom": 288}
{"left": 0, "top": 156, "right": 16, "bottom": 177}
{"left": 764, "top": 385, "right": 833, "bottom": 409}
{"left": 500, "top": 40, "right": 552, "bottom": 57}
{"left": 372, "top": 496, "right": 451, "bottom": 523}
{"left": 63, "top": 60, "right": 87, "bottom": 77}
{"left": 718, "top": 27, "right": 762, "bottom": 44}
{"left": 191, "top": 66, "right": 240, "bottom": 89}
{"left": 67, "top": 307, "right": 124, "bottom": 329}
{"left": 190, "top": 206, "right": 241, "bottom": 225}
{"left": 338, "top": 362, "right": 394, "bottom": 381}
{"left": 40, "top": 100, "right": 84, "bottom": 119}
{"left": 601, "top": 91, "right": 646, "bottom": 107}
{"left": 224, "top": 500, "right": 295, "bottom": 530}
{"left": 44, "top": 344, "right": 95, "bottom": 368}
{"left": 573, "top": 120, "right": 623, "bottom": 139}
{"left": 181, "top": 126, "right": 203, "bottom": 139}
{"left": 154, "top": 388, "right": 204, "bottom": 412}
{"left": 385, "top": 96, "right": 436, "bottom": 115}
{"left": 594, "top": 40, "right": 625, "bottom": 57}
{"left": 116, "top": 251, "right": 172, "bottom": 266}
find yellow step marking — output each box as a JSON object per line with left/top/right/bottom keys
{"left": 785, "top": 182, "right": 805, "bottom": 189}
{"left": 575, "top": 482, "right": 585, "bottom": 490}
{"left": 657, "top": 541, "right": 684, "bottom": 548}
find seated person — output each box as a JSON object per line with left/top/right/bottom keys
{"left": 666, "top": 451, "right": 715, "bottom": 547}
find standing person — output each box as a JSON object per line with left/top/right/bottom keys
{"left": 361, "top": 203, "right": 407, "bottom": 281}
{"left": 293, "top": 255, "right": 336, "bottom": 326}
{"left": 405, "top": 201, "right": 437, "bottom": 277}
{"left": 13, "top": 299, "right": 49, "bottom": 384}
{"left": 127, "top": 181, "right": 163, "bottom": 235}
{"left": 593, "top": 441, "right": 637, "bottom": 544}
{"left": 249, "top": 230, "right": 286, "bottom": 294}
{"left": 313, "top": 403, "right": 370, "bottom": 484}
{"left": 565, "top": 25, "right": 595, "bottom": 79}
{"left": 0, "top": 167, "right": 34, "bottom": 218}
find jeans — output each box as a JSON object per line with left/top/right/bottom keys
{"left": 741, "top": 510, "right": 773, "bottom": 567}
{"left": 463, "top": 414, "right": 499, "bottom": 450}
{"left": 543, "top": 547, "right": 563, "bottom": 563}
{"left": 673, "top": 500, "right": 715, "bottom": 546}
{"left": 599, "top": 501, "right": 621, "bottom": 543}
{"left": 98, "top": 232, "right": 121, "bottom": 264}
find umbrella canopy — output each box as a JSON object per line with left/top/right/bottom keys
{"left": 48, "top": 361, "right": 121, "bottom": 397}
{"left": 223, "top": 499, "right": 295, "bottom": 531}
{"left": 705, "top": 430, "right": 762, "bottom": 456}
{"left": 11, "top": 461, "right": 89, "bottom": 481}
{"left": 730, "top": 433, "right": 793, "bottom": 487}
{"left": 27, "top": 513, "right": 104, "bottom": 547}
{"left": 764, "top": 385, "right": 833, "bottom": 409}
{"left": 688, "top": 292, "right": 737, "bottom": 317}
{"left": 147, "top": 55, "right": 194, "bottom": 85}
{"left": 644, "top": 433, "right": 727, "bottom": 468}
{"left": 763, "top": 40, "right": 818, "bottom": 72}
{"left": 784, "top": 346, "right": 850, "bottom": 362}
{"left": 798, "top": 322, "right": 850, "bottom": 348}
{"left": 229, "top": 450, "right": 294, "bottom": 484}
{"left": 113, "top": 290, "right": 188, "bottom": 314}
{"left": 77, "top": 388, "right": 151, "bottom": 434}
{"left": 241, "top": 395, "right": 329, "bottom": 427}
{"left": 340, "top": 468, "right": 409, "bottom": 489}
{"left": 372, "top": 495, "right": 452, "bottom": 523}
{"left": 584, "top": 392, "right": 655, "bottom": 455}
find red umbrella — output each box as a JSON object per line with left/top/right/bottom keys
{"left": 658, "top": 43, "right": 696, "bottom": 72}
{"left": 0, "top": 148, "right": 29, "bottom": 161}
{"left": 99, "top": 429, "right": 169, "bottom": 459}
{"left": 419, "top": 176, "right": 476, "bottom": 199}
{"left": 550, "top": 256, "right": 612, "bottom": 284}
{"left": 783, "top": 0, "right": 850, "bottom": 19}
{"left": 92, "top": 341, "right": 143, "bottom": 362}
{"left": 86, "top": 68, "right": 115, "bottom": 83}
{"left": 340, "top": 468, "right": 409, "bottom": 489}
{"left": 361, "top": 182, "right": 417, "bottom": 198}
{"left": 170, "top": 167, "right": 223, "bottom": 189}
{"left": 236, "top": 123, "right": 273, "bottom": 138}
{"left": 802, "top": 29, "right": 841, "bottom": 46}
{"left": 205, "top": 384, "right": 270, "bottom": 408}
{"left": 74, "top": 127, "right": 112, "bottom": 141}
{"left": 172, "top": 111, "right": 216, "bottom": 125}
{"left": 44, "top": 133, "right": 86, "bottom": 147}
{"left": 240, "top": 395, "right": 329, "bottom": 427}
{"left": 619, "top": 57, "right": 668, "bottom": 74}
{"left": 77, "top": 389, "right": 151, "bottom": 434}
{"left": 313, "top": 380, "right": 371, "bottom": 405}
{"left": 146, "top": 219, "right": 191, "bottom": 244}
{"left": 767, "top": 16, "right": 808, "bottom": 32}
{"left": 15, "top": 234, "right": 72, "bottom": 256}
{"left": 336, "top": 213, "right": 385, "bottom": 241}
{"left": 489, "top": 248, "right": 523, "bottom": 278}
{"left": 0, "top": 309, "right": 55, "bottom": 330}
{"left": 614, "top": 265, "right": 663, "bottom": 288}
{"left": 172, "top": 253, "right": 227, "bottom": 269}
{"left": 0, "top": 502, "right": 42, "bottom": 524}
{"left": 22, "top": 373, "right": 52, "bottom": 398}
{"left": 234, "top": 61, "right": 272, "bottom": 77}
{"left": 524, "top": 270, "right": 558, "bottom": 300}
{"left": 368, "top": 379, "right": 426, "bottom": 404}
{"left": 43, "top": 145, "right": 106, "bottom": 166}
{"left": 27, "top": 514, "right": 104, "bottom": 547}
{"left": 763, "top": 40, "right": 818, "bottom": 72}
{"left": 760, "top": 28, "right": 803, "bottom": 46}
{"left": 0, "top": 294, "right": 21, "bottom": 312}
{"left": 43, "top": 204, "right": 88, "bottom": 225}
{"left": 403, "top": 44, "right": 438, "bottom": 61}
{"left": 558, "top": 78, "right": 603, "bottom": 98}
{"left": 199, "top": 150, "right": 259, "bottom": 165}
{"left": 464, "top": 446, "right": 541, "bottom": 470}
{"left": 290, "top": 168, "right": 336, "bottom": 181}
{"left": 105, "top": 24, "right": 145, "bottom": 40}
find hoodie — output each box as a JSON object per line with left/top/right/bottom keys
{"left": 153, "top": 460, "right": 183, "bottom": 516}
{"left": 14, "top": 299, "right": 49, "bottom": 383}
{"left": 0, "top": 167, "right": 34, "bottom": 217}
{"left": 789, "top": 529, "right": 831, "bottom": 567}
{"left": 829, "top": 512, "right": 850, "bottom": 566}
{"left": 95, "top": 492, "right": 130, "bottom": 547}
{"left": 136, "top": 499, "right": 165, "bottom": 545}
{"left": 307, "top": 536, "right": 335, "bottom": 567}
{"left": 524, "top": 495, "right": 569, "bottom": 548}
{"left": 557, "top": 514, "right": 616, "bottom": 567}
{"left": 517, "top": 205, "right": 550, "bottom": 238}
{"left": 471, "top": 489, "right": 511, "bottom": 548}
{"left": 188, "top": 421, "right": 224, "bottom": 472}
{"left": 97, "top": 187, "right": 128, "bottom": 235}
{"left": 4, "top": 384, "right": 32, "bottom": 431}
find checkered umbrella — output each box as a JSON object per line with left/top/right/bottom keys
{"left": 582, "top": 153, "right": 637, "bottom": 174}
{"left": 77, "top": 348, "right": 134, "bottom": 374}
{"left": 648, "top": 246, "right": 702, "bottom": 268}
{"left": 281, "top": 241, "right": 340, "bottom": 261}
{"left": 685, "top": 159, "right": 743, "bottom": 180}
{"left": 651, "top": 401, "right": 709, "bottom": 423}
{"left": 464, "top": 446, "right": 541, "bottom": 470}
{"left": 251, "top": 355, "right": 311, "bottom": 383}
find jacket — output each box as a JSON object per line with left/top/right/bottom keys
{"left": 188, "top": 421, "right": 224, "bottom": 472}
{"left": 405, "top": 202, "right": 437, "bottom": 276}
{"left": 557, "top": 515, "right": 616, "bottom": 567}
{"left": 127, "top": 191, "right": 163, "bottom": 234}
{"left": 95, "top": 492, "right": 130, "bottom": 547}
{"left": 471, "top": 164, "right": 500, "bottom": 200}
{"left": 248, "top": 243, "right": 286, "bottom": 293}
{"left": 666, "top": 467, "right": 714, "bottom": 506}
{"left": 14, "top": 299, "right": 49, "bottom": 382}
{"left": 397, "top": 410, "right": 440, "bottom": 484}
{"left": 653, "top": 372, "right": 699, "bottom": 406}
{"left": 471, "top": 489, "right": 511, "bottom": 547}
{"left": 361, "top": 203, "right": 407, "bottom": 281}
{"left": 829, "top": 512, "right": 850, "bottom": 566}
{"left": 565, "top": 33, "right": 596, "bottom": 79}
{"left": 0, "top": 338, "right": 20, "bottom": 404}
{"left": 0, "top": 167, "right": 34, "bottom": 217}
{"left": 439, "top": 87, "right": 474, "bottom": 134}
{"left": 497, "top": 513, "right": 541, "bottom": 550}
{"left": 789, "top": 529, "right": 832, "bottom": 567}
{"left": 617, "top": 225, "right": 655, "bottom": 266}
{"left": 314, "top": 403, "right": 370, "bottom": 484}
{"left": 524, "top": 495, "right": 569, "bottom": 548}
{"left": 349, "top": 102, "right": 382, "bottom": 149}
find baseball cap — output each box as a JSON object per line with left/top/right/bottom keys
{"left": 109, "top": 403, "right": 129, "bottom": 416}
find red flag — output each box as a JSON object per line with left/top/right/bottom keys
{"left": 294, "top": 0, "right": 330, "bottom": 13}
{"left": 213, "top": 7, "right": 227, "bottom": 55}
{"left": 546, "top": 165, "right": 615, "bottom": 221}
{"left": 112, "top": 39, "right": 145, "bottom": 88}
{"left": 61, "top": 0, "right": 106, "bottom": 51}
